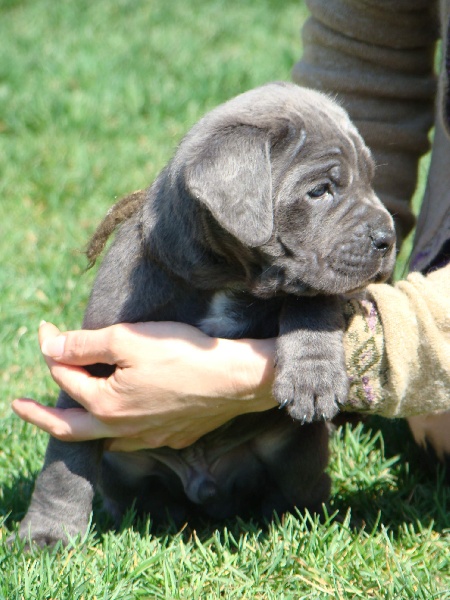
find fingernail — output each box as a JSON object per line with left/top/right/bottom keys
{"left": 39, "top": 320, "right": 47, "bottom": 327}
{"left": 41, "top": 335, "right": 66, "bottom": 358}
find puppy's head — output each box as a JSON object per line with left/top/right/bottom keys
{"left": 182, "top": 81, "right": 396, "bottom": 296}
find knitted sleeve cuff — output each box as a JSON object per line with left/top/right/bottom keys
{"left": 343, "top": 294, "right": 396, "bottom": 416}
{"left": 342, "top": 266, "right": 450, "bottom": 418}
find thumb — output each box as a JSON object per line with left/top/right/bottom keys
{"left": 39, "top": 321, "right": 122, "bottom": 367}
{"left": 39, "top": 321, "right": 64, "bottom": 355}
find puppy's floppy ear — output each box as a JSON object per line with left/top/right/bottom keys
{"left": 185, "top": 125, "right": 273, "bottom": 247}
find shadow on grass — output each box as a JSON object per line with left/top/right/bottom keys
{"left": 330, "top": 416, "right": 449, "bottom": 536}
{"left": 3, "top": 417, "right": 448, "bottom": 546}
{"left": 113, "top": 426, "right": 450, "bottom": 546}
{"left": 331, "top": 468, "right": 449, "bottom": 535}
{"left": 1, "top": 473, "right": 36, "bottom": 525}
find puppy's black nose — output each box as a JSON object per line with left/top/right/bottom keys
{"left": 370, "top": 227, "right": 396, "bottom": 252}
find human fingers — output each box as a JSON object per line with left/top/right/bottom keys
{"left": 408, "top": 413, "right": 450, "bottom": 461}
{"left": 11, "top": 398, "right": 114, "bottom": 441}
{"left": 39, "top": 321, "right": 129, "bottom": 367}
{"left": 41, "top": 357, "right": 116, "bottom": 415}
{"left": 12, "top": 399, "right": 198, "bottom": 448}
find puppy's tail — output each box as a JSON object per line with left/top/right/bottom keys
{"left": 86, "top": 189, "right": 147, "bottom": 268}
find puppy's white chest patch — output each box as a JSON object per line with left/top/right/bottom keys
{"left": 198, "top": 291, "right": 246, "bottom": 339}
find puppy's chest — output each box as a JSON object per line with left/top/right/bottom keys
{"left": 197, "top": 291, "right": 280, "bottom": 339}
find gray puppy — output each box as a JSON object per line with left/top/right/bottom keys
{"left": 17, "top": 82, "right": 395, "bottom": 546}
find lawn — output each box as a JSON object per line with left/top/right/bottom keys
{"left": 0, "top": 0, "right": 449, "bottom": 598}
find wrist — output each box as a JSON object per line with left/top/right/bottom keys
{"left": 215, "top": 337, "right": 277, "bottom": 413}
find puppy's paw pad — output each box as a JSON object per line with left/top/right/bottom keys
{"left": 308, "top": 375, "right": 348, "bottom": 422}
{"left": 273, "top": 376, "right": 315, "bottom": 423}
{"left": 274, "top": 362, "right": 348, "bottom": 423}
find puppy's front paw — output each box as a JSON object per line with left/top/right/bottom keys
{"left": 273, "top": 359, "right": 348, "bottom": 423}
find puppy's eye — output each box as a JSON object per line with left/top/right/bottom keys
{"left": 307, "top": 183, "right": 331, "bottom": 199}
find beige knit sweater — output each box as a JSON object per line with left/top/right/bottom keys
{"left": 343, "top": 265, "right": 450, "bottom": 417}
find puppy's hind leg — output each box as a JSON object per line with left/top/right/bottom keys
{"left": 253, "top": 421, "right": 331, "bottom": 516}
{"left": 99, "top": 453, "right": 190, "bottom": 527}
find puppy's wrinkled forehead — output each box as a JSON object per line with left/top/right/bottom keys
{"left": 180, "top": 81, "right": 372, "bottom": 175}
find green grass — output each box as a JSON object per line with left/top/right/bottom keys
{"left": 0, "top": 0, "right": 449, "bottom": 597}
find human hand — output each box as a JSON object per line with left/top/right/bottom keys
{"left": 12, "top": 322, "right": 276, "bottom": 450}
{"left": 408, "top": 412, "right": 450, "bottom": 461}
